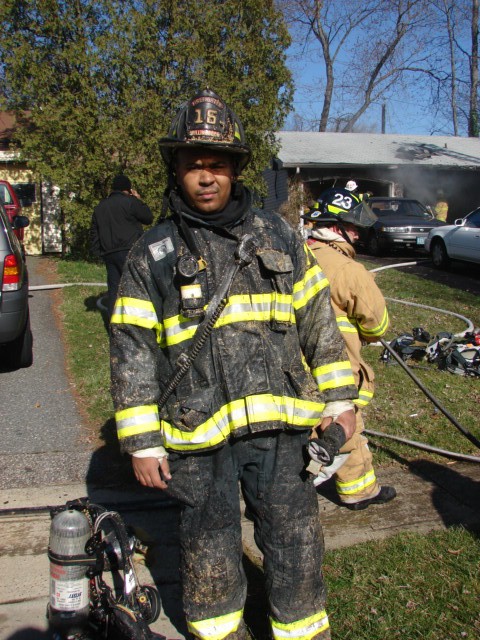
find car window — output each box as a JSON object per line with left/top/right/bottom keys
{"left": 0, "top": 183, "right": 14, "bottom": 205}
{"left": 0, "top": 205, "right": 16, "bottom": 245}
{"left": 465, "top": 210, "right": 480, "bottom": 228}
{"left": 371, "top": 200, "right": 427, "bottom": 217}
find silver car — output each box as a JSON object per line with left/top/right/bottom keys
{"left": 425, "top": 207, "right": 480, "bottom": 268}
{"left": 0, "top": 202, "right": 32, "bottom": 368}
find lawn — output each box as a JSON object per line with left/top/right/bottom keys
{"left": 52, "top": 255, "right": 480, "bottom": 639}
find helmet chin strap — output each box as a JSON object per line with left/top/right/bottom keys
{"left": 231, "top": 177, "right": 243, "bottom": 199}
{"left": 337, "top": 222, "right": 354, "bottom": 246}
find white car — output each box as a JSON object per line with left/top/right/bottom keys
{"left": 425, "top": 207, "right": 480, "bottom": 268}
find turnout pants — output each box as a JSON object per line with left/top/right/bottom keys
{"left": 164, "top": 429, "right": 330, "bottom": 640}
{"left": 335, "top": 409, "right": 380, "bottom": 504}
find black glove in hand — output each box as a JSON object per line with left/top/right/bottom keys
{"left": 308, "top": 439, "right": 336, "bottom": 466}
{"left": 308, "top": 422, "right": 347, "bottom": 467}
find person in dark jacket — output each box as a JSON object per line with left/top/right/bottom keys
{"left": 110, "top": 89, "right": 358, "bottom": 640}
{"left": 90, "top": 174, "right": 153, "bottom": 317}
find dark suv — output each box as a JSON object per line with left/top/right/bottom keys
{"left": 0, "top": 202, "right": 32, "bottom": 368}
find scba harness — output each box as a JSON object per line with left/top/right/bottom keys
{"left": 427, "top": 331, "right": 480, "bottom": 377}
{"left": 47, "top": 498, "right": 163, "bottom": 640}
{"left": 382, "top": 327, "right": 480, "bottom": 377}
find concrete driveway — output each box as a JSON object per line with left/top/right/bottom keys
{"left": 0, "top": 256, "right": 94, "bottom": 490}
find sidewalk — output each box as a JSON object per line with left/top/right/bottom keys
{"left": 1, "top": 459, "right": 480, "bottom": 639}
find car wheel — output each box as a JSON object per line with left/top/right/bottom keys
{"left": 4, "top": 312, "right": 33, "bottom": 369}
{"left": 367, "top": 233, "right": 382, "bottom": 256}
{"left": 431, "top": 238, "right": 450, "bottom": 269}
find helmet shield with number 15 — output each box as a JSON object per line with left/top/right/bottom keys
{"left": 159, "top": 89, "right": 252, "bottom": 173}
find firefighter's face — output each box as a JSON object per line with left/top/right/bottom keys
{"left": 175, "top": 149, "right": 235, "bottom": 213}
{"left": 331, "top": 222, "right": 359, "bottom": 243}
{"left": 343, "top": 223, "right": 360, "bottom": 243}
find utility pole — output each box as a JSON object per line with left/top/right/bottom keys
{"left": 381, "top": 104, "right": 386, "bottom": 134}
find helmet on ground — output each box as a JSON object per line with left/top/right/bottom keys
{"left": 345, "top": 180, "right": 358, "bottom": 192}
{"left": 159, "top": 88, "right": 251, "bottom": 172}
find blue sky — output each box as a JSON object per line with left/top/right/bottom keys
{"left": 282, "top": 21, "right": 456, "bottom": 137}
{"left": 284, "top": 53, "right": 440, "bottom": 135}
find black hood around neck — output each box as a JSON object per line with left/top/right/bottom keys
{"left": 169, "top": 185, "right": 251, "bottom": 230}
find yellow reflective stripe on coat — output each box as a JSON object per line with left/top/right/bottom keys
{"left": 217, "top": 293, "right": 294, "bottom": 326}
{"left": 271, "top": 610, "right": 330, "bottom": 640}
{"left": 336, "top": 469, "right": 377, "bottom": 496}
{"left": 116, "top": 404, "right": 160, "bottom": 439}
{"left": 336, "top": 315, "right": 357, "bottom": 334}
{"left": 293, "top": 264, "right": 329, "bottom": 311}
{"left": 311, "top": 360, "right": 355, "bottom": 392}
{"left": 354, "top": 389, "right": 374, "bottom": 407}
{"left": 358, "top": 307, "right": 389, "bottom": 338}
{"left": 187, "top": 609, "right": 243, "bottom": 640}
{"left": 160, "top": 394, "right": 325, "bottom": 452}
{"left": 111, "top": 297, "right": 164, "bottom": 343}
{"left": 162, "top": 293, "right": 296, "bottom": 347}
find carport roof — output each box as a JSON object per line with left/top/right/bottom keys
{"left": 275, "top": 131, "right": 480, "bottom": 169}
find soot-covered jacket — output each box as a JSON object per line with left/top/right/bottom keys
{"left": 110, "top": 203, "right": 358, "bottom": 455}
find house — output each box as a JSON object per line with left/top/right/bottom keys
{"left": 0, "top": 112, "right": 62, "bottom": 255}
{"left": 272, "top": 131, "right": 480, "bottom": 222}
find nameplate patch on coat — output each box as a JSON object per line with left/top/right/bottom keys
{"left": 149, "top": 237, "right": 174, "bottom": 261}
{"left": 181, "top": 284, "right": 202, "bottom": 300}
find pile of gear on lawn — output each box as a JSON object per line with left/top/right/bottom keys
{"left": 381, "top": 327, "right": 480, "bottom": 377}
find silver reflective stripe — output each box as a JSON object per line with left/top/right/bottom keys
{"left": 336, "top": 469, "right": 377, "bottom": 495}
{"left": 162, "top": 395, "right": 324, "bottom": 451}
{"left": 271, "top": 610, "right": 330, "bottom": 640}
{"left": 187, "top": 610, "right": 243, "bottom": 640}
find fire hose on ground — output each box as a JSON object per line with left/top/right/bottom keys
{"left": 367, "top": 260, "right": 480, "bottom": 462}
{"left": 30, "top": 259, "right": 480, "bottom": 462}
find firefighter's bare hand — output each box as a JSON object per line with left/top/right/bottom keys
{"left": 326, "top": 408, "right": 356, "bottom": 440}
{"left": 322, "top": 409, "right": 356, "bottom": 440}
{"left": 132, "top": 456, "right": 171, "bottom": 490}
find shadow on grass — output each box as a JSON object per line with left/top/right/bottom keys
{"left": 84, "top": 293, "right": 110, "bottom": 333}
{"left": 369, "top": 442, "right": 480, "bottom": 538}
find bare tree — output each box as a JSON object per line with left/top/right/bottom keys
{"left": 281, "top": 0, "right": 433, "bottom": 131}
{"left": 469, "top": 0, "right": 479, "bottom": 136}
{"left": 427, "top": 0, "right": 479, "bottom": 136}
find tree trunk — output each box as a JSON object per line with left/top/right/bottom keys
{"left": 468, "top": 0, "right": 479, "bottom": 136}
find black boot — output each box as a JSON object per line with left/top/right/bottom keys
{"left": 345, "top": 485, "right": 397, "bottom": 511}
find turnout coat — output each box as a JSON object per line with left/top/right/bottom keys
{"left": 110, "top": 204, "right": 358, "bottom": 456}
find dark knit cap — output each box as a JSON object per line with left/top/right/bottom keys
{"left": 112, "top": 174, "right": 132, "bottom": 191}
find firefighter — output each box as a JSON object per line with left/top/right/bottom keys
{"left": 317, "top": 184, "right": 361, "bottom": 217}
{"left": 110, "top": 88, "right": 359, "bottom": 640}
{"left": 433, "top": 191, "right": 449, "bottom": 222}
{"left": 303, "top": 202, "right": 397, "bottom": 510}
